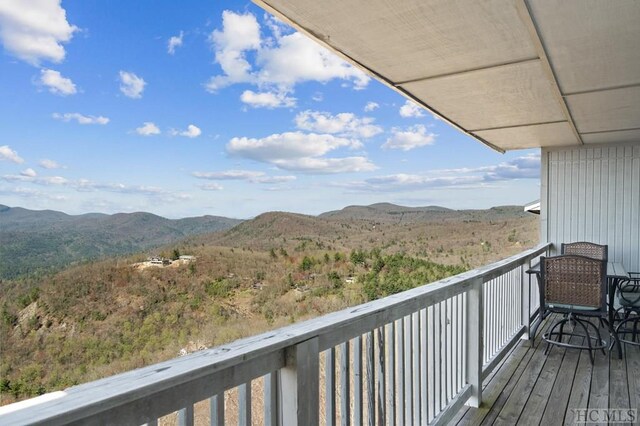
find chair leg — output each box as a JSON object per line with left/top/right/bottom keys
{"left": 584, "top": 318, "right": 606, "bottom": 356}
{"left": 605, "top": 318, "right": 623, "bottom": 359}
{"left": 545, "top": 318, "right": 566, "bottom": 355}
{"left": 558, "top": 318, "right": 566, "bottom": 344}
{"left": 574, "top": 318, "right": 595, "bottom": 365}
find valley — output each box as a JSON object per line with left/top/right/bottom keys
{"left": 0, "top": 203, "right": 538, "bottom": 404}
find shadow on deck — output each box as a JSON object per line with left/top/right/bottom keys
{"left": 454, "top": 316, "right": 640, "bottom": 425}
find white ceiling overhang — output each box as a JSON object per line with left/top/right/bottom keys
{"left": 253, "top": 0, "right": 640, "bottom": 152}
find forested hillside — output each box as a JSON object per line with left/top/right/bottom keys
{"left": 0, "top": 204, "right": 538, "bottom": 404}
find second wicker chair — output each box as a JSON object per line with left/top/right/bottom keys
{"left": 539, "top": 254, "right": 619, "bottom": 363}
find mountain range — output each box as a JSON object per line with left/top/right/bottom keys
{"left": 0, "top": 205, "right": 242, "bottom": 279}
{"left": 0, "top": 203, "right": 532, "bottom": 279}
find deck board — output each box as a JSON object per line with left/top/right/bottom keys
{"left": 540, "top": 336, "right": 582, "bottom": 424}
{"left": 517, "top": 340, "right": 564, "bottom": 424}
{"left": 588, "top": 344, "right": 610, "bottom": 426}
{"left": 564, "top": 338, "right": 593, "bottom": 425}
{"left": 451, "top": 316, "right": 639, "bottom": 426}
{"left": 627, "top": 347, "right": 640, "bottom": 424}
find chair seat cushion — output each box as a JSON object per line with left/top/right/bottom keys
{"left": 616, "top": 291, "right": 640, "bottom": 308}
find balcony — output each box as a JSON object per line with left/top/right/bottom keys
{"left": 1, "top": 243, "right": 638, "bottom": 425}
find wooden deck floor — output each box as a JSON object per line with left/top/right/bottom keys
{"left": 453, "top": 316, "right": 640, "bottom": 425}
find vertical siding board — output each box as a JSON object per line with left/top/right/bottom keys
{"left": 540, "top": 149, "right": 549, "bottom": 244}
{"left": 601, "top": 149, "right": 609, "bottom": 246}
{"left": 615, "top": 146, "right": 625, "bottom": 263}
{"left": 546, "top": 142, "right": 640, "bottom": 270}
{"left": 548, "top": 152, "right": 558, "bottom": 251}
{"left": 564, "top": 150, "right": 572, "bottom": 243}
{"left": 571, "top": 149, "right": 579, "bottom": 241}
{"left": 630, "top": 151, "right": 640, "bottom": 271}
{"left": 622, "top": 146, "right": 632, "bottom": 267}
{"left": 578, "top": 149, "right": 587, "bottom": 239}
{"left": 632, "top": 151, "right": 640, "bottom": 272}
{"left": 585, "top": 148, "right": 594, "bottom": 242}
{"left": 592, "top": 152, "right": 601, "bottom": 243}
{"left": 608, "top": 147, "right": 617, "bottom": 260}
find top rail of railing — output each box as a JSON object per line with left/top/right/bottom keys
{"left": 0, "top": 243, "right": 551, "bottom": 425}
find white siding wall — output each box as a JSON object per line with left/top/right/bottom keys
{"left": 541, "top": 142, "right": 640, "bottom": 272}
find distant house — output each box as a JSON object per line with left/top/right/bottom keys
{"left": 179, "top": 255, "right": 195, "bottom": 261}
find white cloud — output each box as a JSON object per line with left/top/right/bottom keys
{"left": 240, "top": 90, "right": 296, "bottom": 109}
{"left": 39, "top": 158, "right": 63, "bottom": 169}
{"left": 206, "top": 11, "right": 260, "bottom": 91}
{"left": 135, "top": 122, "right": 160, "bottom": 136}
{"left": 254, "top": 175, "right": 297, "bottom": 184}
{"left": 336, "top": 174, "right": 484, "bottom": 192}
{"left": 119, "top": 71, "right": 146, "bottom": 99}
{"left": 273, "top": 156, "right": 375, "bottom": 174}
{"left": 193, "top": 170, "right": 265, "bottom": 180}
{"left": 74, "top": 179, "right": 192, "bottom": 203}
{"left": 382, "top": 125, "right": 436, "bottom": 151}
{"left": 2, "top": 174, "right": 68, "bottom": 185}
{"left": 0, "top": 0, "right": 77, "bottom": 65}
{"left": 227, "top": 131, "right": 375, "bottom": 174}
{"left": 480, "top": 153, "right": 541, "bottom": 181}
{"left": 0, "top": 186, "right": 68, "bottom": 201}
{"left": 205, "top": 11, "right": 369, "bottom": 94}
{"left": 52, "top": 112, "right": 109, "bottom": 125}
{"left": 364, "top": 102, "right": 379, "bottom": 112}
{"left": 312, "top": 92, "right": 323, "bottom": 102}
{"left": 171, "top": 124, "right": 201, "bottom": 138}
{"left": 167, "top": 31, "right": 183, "bottom": 54}
{"left": 334, "top": 153, "right": 541, "bottom": 192}
{"left": 198, "top": 183, "right": 224, "bottom": 191}
{"left": 295, "top": 110, "right": 383, "bottom": 139}
{"left": 399, "top": 100, "right": 425, "bottom": 118}
{"left": 38, "top": 69, "right": 76, "bottom": 95}
{"left": 21, "top": 168, "right": 37, "bottom": 177}
{"left": 192, "top": 169, "right": 296, "bottom": 184}
{"left": 0, "top": 145, "right": 24, "bottom": 163}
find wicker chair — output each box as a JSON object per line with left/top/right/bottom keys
{"left": 539, "top": 255, "right": 620, "bottom": 363}
{"left": 561, "top": 241, "right": 608, "bottom": 260}
{"left": 614, "top": 275, "right": 640, "bottom": 347}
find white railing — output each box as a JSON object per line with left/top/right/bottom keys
{"left": 0, "top": 243, "right": 551, "bottom": 426}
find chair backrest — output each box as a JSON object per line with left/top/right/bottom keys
{"left": 561, "top": 241, "right": 608, "bottom": 261}
{"left": 540, "top": 255, "right": 607, "bottom": 310}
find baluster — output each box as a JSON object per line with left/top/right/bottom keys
{"left": 178, "top": 405, "right": 194, "bottom": 426}
{"left": 265, "top": 372, "right": 278, "bottom": 426}
{"left": 376, "top": 327, "right": 385, "bottom": 426}
{"left": 210, "top": 393, "right": 224, "bottom": 426}
{"left": 354, "top": 336, "right": 363, "bottom": 425}
{"left": 340, "top": 341, "right": 350, "bottom": 426}
{"left": 366, "top": 331, "right": 374, "bottom": 426}
{"left": 238, "top": 382, "right": 251, "bottom": 426}
{"left": 385, "top": 322, "right": 395, "bottom": 425}
{"left": 325, "top": 349, "right": 336, "bottom": 426}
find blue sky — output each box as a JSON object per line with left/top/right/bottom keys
{"left": 0, "top": 1, "right": 540, "bottom": 219}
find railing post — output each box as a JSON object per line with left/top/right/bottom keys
{"left": 465, "top": 277, "right": 483, "bottom": 408}
{"left": 280, "top": 337, "right": 319, "bottom": 426}
{"left": 521, "top": 258, "right": 533, "bottom": 343}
